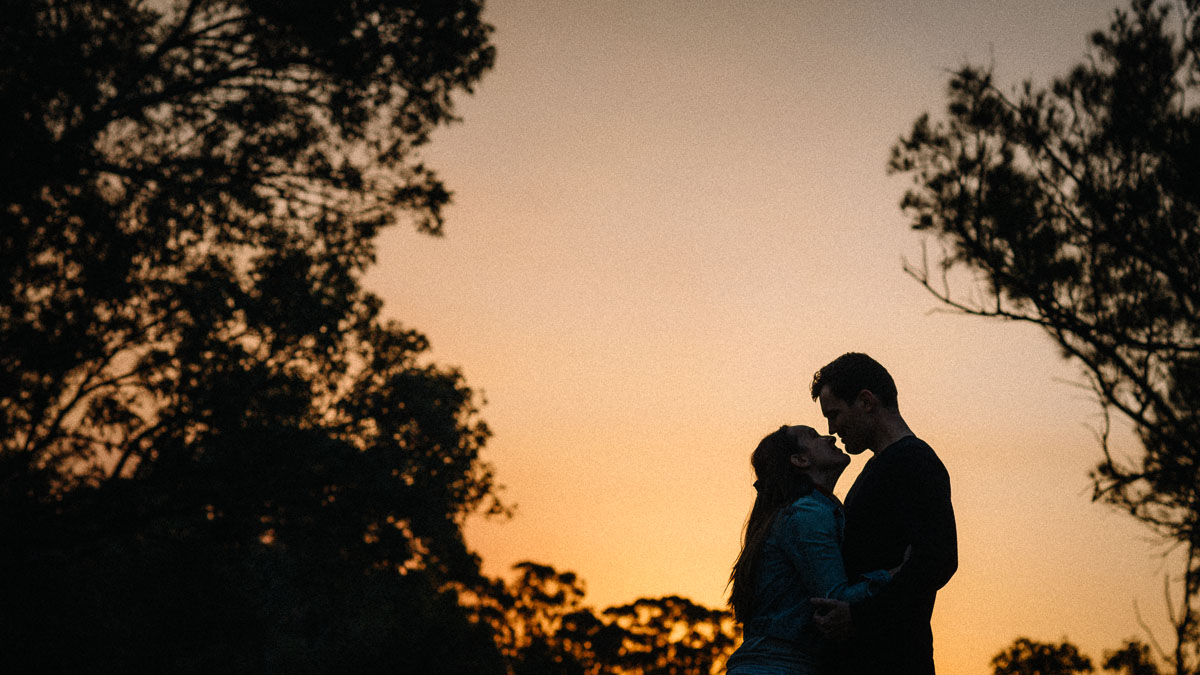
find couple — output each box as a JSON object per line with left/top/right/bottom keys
{"left": 725, "top": 353, "right": 958, "bottom": 675}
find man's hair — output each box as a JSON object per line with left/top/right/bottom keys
{"left": 810, "top": 352, "right": 899, "bottom": 410}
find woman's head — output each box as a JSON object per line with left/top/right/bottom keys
{"left": 749, "top": 425, "right": 814, "bottom": 506}
{"left": 729, "top": 424, "right": 848, "bottom": 622}
{"left": 751, "top": 425, "right": 850, "bottom": 501}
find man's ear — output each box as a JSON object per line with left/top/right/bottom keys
{"left": 790, "top": 453, "right": 810, "bottom": 469}
{"left": 855, "top": 389, "right": 879, "bottom": 412}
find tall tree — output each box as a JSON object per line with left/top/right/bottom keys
{"left": 0, "top": 0, "right": 504, "bottom": 671}
{"left": 889, "top": 2, "right": 1200, "bottom": 672}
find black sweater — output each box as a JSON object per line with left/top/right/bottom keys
{"left": 841, "top": 435, "right": 958, "bottom": 675}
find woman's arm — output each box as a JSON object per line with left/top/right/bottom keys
{"left": 779, "top": 498, "right": 890, "bottom": 604}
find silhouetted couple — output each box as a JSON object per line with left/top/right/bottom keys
{"left": 726, "top": 353, "right": 958, "bottom": 675}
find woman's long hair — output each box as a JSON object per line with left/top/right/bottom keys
{"left": 727, "top": 426, "right": 815, "bottom": 623}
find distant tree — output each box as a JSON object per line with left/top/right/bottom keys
{"left": 602, "top": 595, "right": 739, "bottom": 675}
{"left": 477, "top": 561, "right": 594, "bottom": 675}
{"left": 558, "top": 605, "right": 634, "bottom": 674}
{"left": 0, "top": 0, "right": 503, "bottom": 671}
{"left": 476, "top": 562, "right": 738, "bottom": 675}
{"left": 1104, "top": 640, "right": 1162, "bottom": 675}
{"left": 992, "top": 638, "right": 1095, "bottom": 675}
{"left": 990, "top": 638, "right": 1164, "bottom": 675}
{"left": 889, "top": 2, "right": 1199, "bottom": 672}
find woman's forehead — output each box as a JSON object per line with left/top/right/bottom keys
{"left": 790, "top": 425, "right": 817, "bottom": 439}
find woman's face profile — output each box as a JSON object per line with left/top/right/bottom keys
{"left": 787, "top": 425, "right": 849, "bottom": 472}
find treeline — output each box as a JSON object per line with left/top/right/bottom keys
{"left": 991, "top": 638, "right": 1161, "bottom": 675}
{"left": 472, "top": 562, "right": 736, "bottom": 674}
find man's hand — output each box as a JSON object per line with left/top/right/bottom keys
{"left": 810, "top": 597, "right": 853, "bottom": 642}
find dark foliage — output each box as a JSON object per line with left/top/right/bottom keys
{"left": 992, "top": 638, "right": 1094, "bottom": 675}
{"left": 0, "top": 0, "right": 504, "bottom": 671}
{"left": 890, "top": 2, "right": 1200, "bottom": 671}
{"left": 1105, "top": 640, "right": 1163, "bottom": 675}
{"left": 991, "top": 638, "right": 1162, "bottom": 675}
{"left": 473, "top": 561, "right": 739, "bottom": 675}
{"left": 601, "top": 595, "right": 739, "bottom": 675}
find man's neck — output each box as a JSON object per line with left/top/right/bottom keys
{"left": 870, "top": 414, "right": 913, "bottom": 455}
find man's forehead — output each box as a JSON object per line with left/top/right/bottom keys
{"left": 818, "top": 387, "right": 845, "bottom": 408}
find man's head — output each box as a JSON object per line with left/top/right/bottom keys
{"left": 810, "top": 352, "right": 898, "bottom": 455}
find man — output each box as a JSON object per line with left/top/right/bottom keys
{"left": 808, "top": 352, "right": 957, "bottom": 675}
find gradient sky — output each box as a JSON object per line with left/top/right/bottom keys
{"left": 362, "top": 1, "right": 1186, "bottom": 672}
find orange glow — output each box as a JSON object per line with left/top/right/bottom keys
{"left": 363, "top": 2, "right": 1177, "bottom": 672}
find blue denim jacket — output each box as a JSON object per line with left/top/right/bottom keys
{"left": 742, "top": 491, "right": 889, "bottom": 649}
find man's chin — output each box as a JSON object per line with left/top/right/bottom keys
{"left": 845, "top": 446, "right": 868, "bottom": 456}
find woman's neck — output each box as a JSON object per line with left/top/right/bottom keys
{"left": 809, "top": 468, "right": 841, "bottom": 495}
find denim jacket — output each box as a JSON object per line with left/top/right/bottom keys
{"left": 743, "top": 491, "right": 889, "bottom": 648}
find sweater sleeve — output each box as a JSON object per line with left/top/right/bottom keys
{"left": 779, "top": 499, "right": 889, "bottom": 604}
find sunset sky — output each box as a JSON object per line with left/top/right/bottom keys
{"left": 363, "top": 1, "right": 1185, "bottom": 672}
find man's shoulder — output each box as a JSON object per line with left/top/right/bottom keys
{"left": 887, "top": 434, "right": 931, "bottom": 451}
{"left": 872, "top": 435, "right": 950, "bottom": 480}
{"left": 883, "top": 435, "right": 942, "bottom": 461}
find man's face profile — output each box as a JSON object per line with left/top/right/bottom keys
{"left": 817, "top": 385, "right": 868, "bottom": 455}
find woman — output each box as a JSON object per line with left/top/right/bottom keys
{"left": 725, "top": 425, "right": 896, "bottom": 674}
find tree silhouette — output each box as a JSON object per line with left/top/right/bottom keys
{"left": 992, "top": 638, "right": 1095, "bottom": 675}
{"left": 890, "top": 2, "right": 1200, "bottom": 671}
{"left": 991, "top": 638, "right": 1164, "bottom": 675}
{"left": 0, "top": 1, "right": 505, "bottom": 671}
{"left": 1104, "top": 640, "right": 1162, "bottom": 675}
{"left": 477, "top": 561, "right": 594, "bottom": 674}
{"left": 476, "top": 562, "right": 738, "bottom": 675}
{"left": 602, "top": 596, "right": 739, "bottom": 675}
